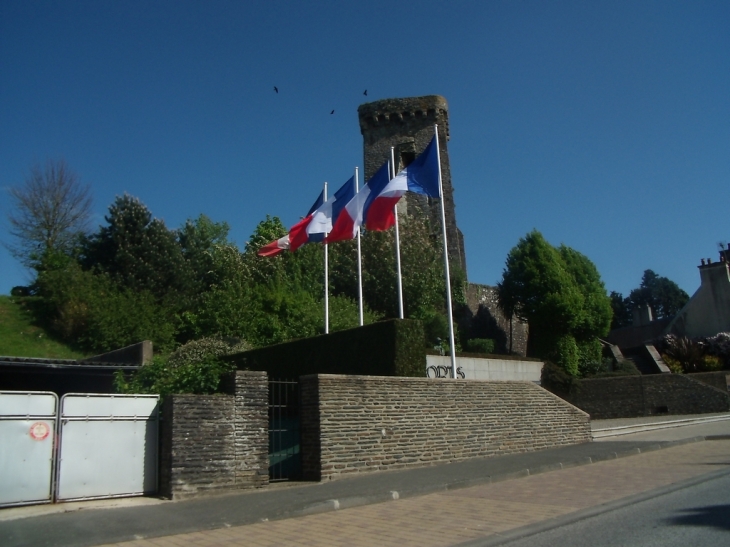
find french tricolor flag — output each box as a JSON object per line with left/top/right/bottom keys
{"left": 327, "top": 163, "right": 391, "bottom": 242}
{"left": 257, "top": 233, "right": 290, "bottom": 257}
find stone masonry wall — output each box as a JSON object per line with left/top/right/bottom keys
{"left": 464, "top": 283, "right": 529, "bottom": 357}
{"left": 358, "top": 96, "right": 466, "bottom": 273}
{"left": 687, "top": 371, "right": 730, "bottom": 393}
{"left": 299, "top": 374, "right": 590, "bottom": 481}
{"left": 566, "top": 374, "right": 730, "bottom": 420}
{"left": 159, "top": 371, "right": 268, "bottom": 499}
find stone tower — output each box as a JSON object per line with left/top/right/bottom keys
{"left": 357, "top": 95, "right": 467, "bottom": 275}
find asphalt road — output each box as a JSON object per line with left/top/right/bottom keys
{"left": 462, "top": 468, "right": 730, "bottom": 547}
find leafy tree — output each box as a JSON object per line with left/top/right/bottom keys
{"left": 178, "top": 214, "right": 233, "bottom": 294}
{"left": 609, "top": 291, "right": 632, "bottom": 329}
{"left": 609, "top": 270, "right": 690, "bottom": 329}
{"left": 497, "top": 230, "right": 612, "bottom": 376}
{"left": 627, "top": 269, "right": 689, "bottom": 319}
{"left": 80, "top": 194, "right": 186, "bottom": 300}
{"left": 34, "top": 261, "right": 177, "bottom": 353}
{"left": 329, "top": 214, "right": 446, "bottom": 320}
{"left": 5, "top": 159, "right": 92, "bottom": 271}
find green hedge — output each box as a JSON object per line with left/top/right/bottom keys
{"left": 226, "top": 319, "right": 425, "bottom": 378}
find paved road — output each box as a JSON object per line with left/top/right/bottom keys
{"left": 466, "top": 466, "right": 730, "bottom": 547}
{"left": 1, "top": 416, "right": 729, "bottom": 547}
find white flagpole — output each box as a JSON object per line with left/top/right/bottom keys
{"left": 434, "top": 125, "right": 457, "bottom": 378}
{"left": 323, "top": 181, "right": 329, "bottom": 334}
{"left": 355, "top": 167, "right": 364, "bottom": 326}
{"left": 390, "top": 149, "right": 404, "bottom": 319}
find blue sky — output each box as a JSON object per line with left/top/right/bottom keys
{"left": 1, "top": 1, "right": 728, "bottom": 300}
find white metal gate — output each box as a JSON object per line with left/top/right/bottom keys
{"left": 56, "top": 393, "right": 159, "bottom": 501}
{"left": 0, "top": 391, "right": 159, "bottom": 507}
{"left": 0, "top": 391, "right": 58, "bottom": 507}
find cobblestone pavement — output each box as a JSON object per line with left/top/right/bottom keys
{"left": 97, "top": 439, "right": 730, "bottom": 547}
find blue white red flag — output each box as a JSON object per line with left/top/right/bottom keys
{"left": 362, "top": 161, "right": 402, "bottom": 231}
{"left": 305, "top": 177, "right": 355, "bottom": 244}
{"left": 391, "top": 136, "right": 441, "bottom": 198}
{"left": 289, "top": 190, "right": 324, "bottom": 251}
{"left": 359, "top": 136, "right": 441, "bottom": 233}
{"left": 328, "top": 163, "right": 391, "bottom": 242}
{"left": 257, "top": 234, "right": 290, "bottom": 257}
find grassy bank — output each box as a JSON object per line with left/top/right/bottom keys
{"left": 0, "top": 295, "right": 86, "bottom": 359}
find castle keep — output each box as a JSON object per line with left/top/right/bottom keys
{"left": 358, "top": 95, "right": 528, "bottom": 356}
{"left": 358, "top": 95, "right": 466, "bottom": 273}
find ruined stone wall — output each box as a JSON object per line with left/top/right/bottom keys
{"left": 300, "top": 374, "right": 590, "bottom": 481}
{"left": 464, "top": 283, "right": 529, "bottom": 357}
{"left": 358, "top": 96, "right": 466, "bottom": 273}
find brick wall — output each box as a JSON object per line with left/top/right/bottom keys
{"left": 564, "top": 374, "right": 730, "bottom": 420}
{"left": 299, "top": 374, "right": 590, "bottom": 481}
{"left": 159, "top": 371, "right": 268, "bottom": 499}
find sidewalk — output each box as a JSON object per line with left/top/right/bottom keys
{"left": 1, "top": 416, "right": 729, "bottom": 547}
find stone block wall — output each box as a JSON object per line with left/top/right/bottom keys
{"left": 159, "top": 371, "right": 268, "bottom": 499}
{"left": 299, "top": 374, "right": 590, "bottom": 481}
{"left": 565, "top": 374, "right": 730, "bottom": 420}
{"left": 464, "top": 283, "right": 529, "bottom": 357}
{"left": 687, "top": 371, "right": 730, "bottom": 392}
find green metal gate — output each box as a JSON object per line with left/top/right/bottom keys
{"left": 268, "top": 379, "right": 301, "bottom": 481}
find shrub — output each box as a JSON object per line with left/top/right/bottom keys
{"left": 540, "top": 361, "right": 580, "bottom": 397}
{"left": 115, "top": 336, "right": 249, "bottom": 399}
{"left": 466, "top": 338, "right": 495, "bottom": 355}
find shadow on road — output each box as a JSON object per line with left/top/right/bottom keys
{"left": 667, "top": 504, "right": 730, "bottom": 531}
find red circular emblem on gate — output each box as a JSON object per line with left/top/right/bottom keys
{"left": 29, "top": 421, "right": 50, "bottom": 441}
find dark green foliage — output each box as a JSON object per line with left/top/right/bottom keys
{"left": 497, "top": 231, "right": 612, "bottom": 376}
{"left": 540, "top": 361, "right": 581, "bottom": 397}
{"left": 34, "top": 261, "right": 177, "bottom": 353}
{"left": 81, "top": 195, "right": 186, "bottom": 300}
{"left": 612, "top": 270, "right": 690, "bottom": 328}
{"left": 114, "top": 337, "right": 247, "bottom": 399}
{"left": 628, "top": 270, "right": 689, "bottom": 319}
{"left": 580, "top": 357, "right": 641, "bottom": 378}
{"left": 610, "top": 291, "right": 632, "bottom": 329}
{"left": 228, "top": 319, "right": 426, "bottom": 378}
{"left": 466, "top": 338, "right": 495, "bottom": 354}
{"left": 329, "top": 215, "right": 446, "bottom": 320}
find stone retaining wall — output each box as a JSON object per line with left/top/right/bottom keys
{"left": 299, "top": 375, "right": 590, "bottom": 481}
{"left": 565, "top": 374, "right": 730, "bottom": 420}
{"left": 687, "top": 371, "right": 730, "bottom": 392}
{"left": 158, "top": 371, "right": 268, "bottom": 499}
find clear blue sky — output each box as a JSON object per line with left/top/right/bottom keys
{"left": 1, "top": 1, "right": 728, "bottom": 300}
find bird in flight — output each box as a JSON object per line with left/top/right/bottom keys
{"left": 330, "top": 109, "right": 335, "bottom": 114}
{"left": 274, "top": 86, "right": 278, "bottom": 93}
{"left": 363, "top": 89, "right": 367, "bottom": 96}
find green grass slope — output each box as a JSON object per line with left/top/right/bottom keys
{"left": 0, "top": 295, "right": 87, "bottom": 359}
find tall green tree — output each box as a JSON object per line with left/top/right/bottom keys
{"left": 497, "top": 230, "right": 612, "bottom": 376}
{"left": 610, "top": 270, "right": 690, "bottom": 329}
{"left": 628, "top": 269, "right": 689, "bottom": 319}
{"left": 80, "top": 194, "right": 186, "bottom": 300}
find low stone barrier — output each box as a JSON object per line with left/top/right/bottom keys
{"left": 563, "top": 373, "right": 730, "bottom": 420}
{"left": 300, "top": 374, "right": 590, "bottom": 481}
{"left": 158, "top": 371, "right": 268, "bottom": 499}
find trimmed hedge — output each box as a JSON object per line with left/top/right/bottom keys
{"left": 226, "top": 319, "right": 425, "bottom": 378}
